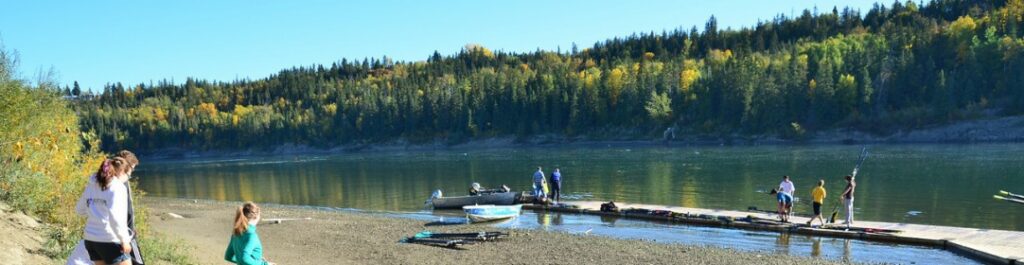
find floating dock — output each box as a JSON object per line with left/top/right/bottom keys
{"left": 524, "top": 201, "right": 1023, "bottom": 265}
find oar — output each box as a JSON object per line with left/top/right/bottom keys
{"left": 851, "top": 147, "right": 869, "bottom": 179}
{"left": 999, "top": 190, "right": 1024, "bottom": 200}
{"left": 828, "top": 204, "right": 840, "bottom": 224}
{"left": 994, "top": 195, "right": 1024, "bottom": 205}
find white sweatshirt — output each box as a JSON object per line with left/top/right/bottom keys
{"left": 75, "top": 176, "right": 131, "bottom": 244}
{"left": 779, "top": 180, "right": 795, "bottom": 195}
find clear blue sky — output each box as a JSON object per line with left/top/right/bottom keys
{"left": 1, "top": 0, "right": 881, "bottom": 91}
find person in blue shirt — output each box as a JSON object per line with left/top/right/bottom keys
{"left": 549, "top": 168, "right": 562, "bottom": 202}
{"left": 533, "top": 167, "right": 546, "bottom": 201}
{"left": 769, "top": 188, "right": 793, "bottom": 222}
{"left": 225, "top": 202, "right": 275, "bottom": 265}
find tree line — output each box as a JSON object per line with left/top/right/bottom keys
{"left": 73, "top": 0, "right": 1024, "bottom": 152}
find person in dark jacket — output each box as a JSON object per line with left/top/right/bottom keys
{"left": 549, "top": 168, "right": 562, "bottom": 203}
{"left": 115, "top": 150, "right": 145, "bottom": 265}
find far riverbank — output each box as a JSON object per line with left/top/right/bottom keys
{"left": 137, "top": 115, "right": 1024, "bottom": 160}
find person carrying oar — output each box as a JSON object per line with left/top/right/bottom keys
{"left": 838, "top": 147, "right": 868, "bottom": 229}
{"left": 840, "top": 175, "right": 856, "bottom": 228}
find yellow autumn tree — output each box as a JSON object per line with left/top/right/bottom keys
{"left": 463, "top": 43, "right": 495, "bottom": 59}
{"left": 948, "top": 15, "right": 978, "bottom": 61}
{"left": 679, "top": 59, "right": 702, "bottom": 95}
{"left": 605, "top": 67, "right": 626, "bottom": 107}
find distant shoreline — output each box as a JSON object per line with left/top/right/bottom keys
{"left": 137, "top": 115, "right": 1024, "bottom": 160}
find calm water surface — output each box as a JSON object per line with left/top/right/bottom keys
{"left": 137, "top": 143, "right": 1024, "bottom": 264}
{"left": 404, "top": 209, "right": 981, "bottom": 265}
{"left": 139, "top": 143, "right": 1024, "bottom": 231}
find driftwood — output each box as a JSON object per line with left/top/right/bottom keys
{"left": 261, "top": 217, "right": 312, "bottom": 224}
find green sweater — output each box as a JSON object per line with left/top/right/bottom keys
{"left": 225, "top": 224, "right": 269, "bottom": 265}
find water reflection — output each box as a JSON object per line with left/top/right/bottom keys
{"left": 536, "top": 211, "right": 551, "bottom": 228}
{"left": 139, "top": 144, "right": 1024, "bottom": 231}
{"left": 775, "top": 232, "right": 791, "bottom": 254}
{"left": 843, "top": 238, "right": 852, "bottom": 263}
{"left": 389, "top": 210, "right": 981, "bottom": 265}
{"left": 600, "top": 215, "right": 619, "bottom": 225}
{"left": 811, "top": 237, "right": 821, "bottom": 257}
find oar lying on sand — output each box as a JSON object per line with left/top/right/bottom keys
{"left": 404, "top": 237, "right": 467, "bottom": 249}
{"left": 404, "top": 231, "right": 509, "bottom": 249}
{"left": 994, "top": 195, "right": 1024, "bottom": 205}
{"left": 413, "top": 231, "right": 509, "bottom": 240}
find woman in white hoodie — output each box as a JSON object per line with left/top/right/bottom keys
{"left": 76, "top": 157, "right": 132, "bottom": 265}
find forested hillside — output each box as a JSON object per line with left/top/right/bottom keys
{"left": 73, "top": 0, "right": 1024, "bottom": 151}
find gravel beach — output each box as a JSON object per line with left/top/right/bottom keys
{"left": 143, "top": 197, "right": 851, "bottom": 265}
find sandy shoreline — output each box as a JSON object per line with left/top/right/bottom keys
{"left": 143, "top": 197, "right": 849, "bottom": 265}
{"left": 0, "top": 202, "right": 51, "bottom": 264}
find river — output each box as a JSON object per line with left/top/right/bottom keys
{"left": 135, "top": 143, "right": 1024, "bottom": 264}
{"left": 138, "top": 143, "right": 1024, "bottom": 231}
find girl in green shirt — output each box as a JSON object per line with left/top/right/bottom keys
{"left": 225, "top": 202, "right": 275, "bottom": 265}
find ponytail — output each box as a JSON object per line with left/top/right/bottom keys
{"left": 233, "top": 202, "right": 260, "bottom": 235}
{"left": 233, "top": 207, "right": 248, "bottom": 235}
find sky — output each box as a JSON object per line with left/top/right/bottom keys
{"left": 0, "top": 0, "right": 882, "bottom": 91}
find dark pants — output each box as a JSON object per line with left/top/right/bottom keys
{"left": 550, "top": 182, "right": 561, "bottom": 201}
{"left": 85, "top": 240, "right": 130, "bottom": 264}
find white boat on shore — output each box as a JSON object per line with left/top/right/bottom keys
{"left": 462, "top": 204, "right": 523, "bottom": 222}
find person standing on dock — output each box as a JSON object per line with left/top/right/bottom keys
{"left": 778, "top": 176, "right": 796, "bottom": 220}
{"left": 769, "top": 189, "right": 792, "bottom": 222}
{"left": 533, "top": 167, "right": 546, "bottom": 201}
{"left": 840, "top": 175, "right": 856, "bottom": 227}
{"left": 807, "top": 179, "right": 827, "bottom": 226}
{"left": 549, "top": 168, "right": 562, "bottom": 203}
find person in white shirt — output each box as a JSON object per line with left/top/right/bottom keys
{"left": 778, "top": 175, "right": 796, "bottom": 221}
{"left": 778, "top": 175, "right": 796, "bottom": 195}
{"left": 75, "top": 158, "right": 132, "bottom": 265}
{"left": 69, "top": 151, "right": 143, "bottom": 265}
